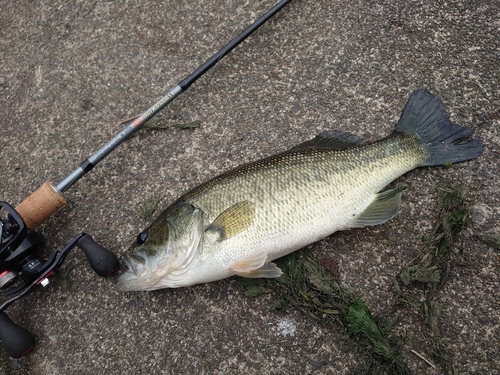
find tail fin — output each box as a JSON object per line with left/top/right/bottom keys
{"left": 395, "top": 89, "right": 484, "bottom": 166}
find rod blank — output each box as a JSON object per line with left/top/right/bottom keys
{"left": 14, "top": 0, "right": 292, "bottom": 229}
{"left": 56, "top": 0, "right": 292, "bottom": 193}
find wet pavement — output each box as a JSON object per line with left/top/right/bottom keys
{"left": 0, "top": 0, "right": 499, "bottom": 374}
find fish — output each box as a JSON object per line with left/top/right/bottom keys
{"left": 116, "top": 89, "right": 484, "bottom": 292}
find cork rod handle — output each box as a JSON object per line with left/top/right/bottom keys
{"left": 15, "top": 182, "right": 66, "bottom": 229}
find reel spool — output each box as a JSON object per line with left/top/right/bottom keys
{"left": 0, "top": 202, "right": 119, "bottom": 358}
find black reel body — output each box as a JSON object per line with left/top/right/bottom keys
{"left": 0, "top": 202, "right": 119, "bottom": 358}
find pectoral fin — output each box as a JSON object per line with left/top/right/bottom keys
{"left": 205, "top": 201, "right": 255, "bottom": 241}
{"left": 351, "top": 187, "right": 405, "bottom": 228}
{"left": 231, "top": 249, "right": 282, "bottom": 278}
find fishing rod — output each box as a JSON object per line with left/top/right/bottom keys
{"left": 16, "top": 0, "right": 292, "bottom": 230}
{"left": 0, "top": 0, "right": 292, "bottom": 358}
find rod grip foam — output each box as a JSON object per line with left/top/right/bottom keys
{"left": 15, "top": 182, "right": 66, "bottom": 229}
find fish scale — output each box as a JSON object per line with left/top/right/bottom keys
{"left": 116, "top": 89, "right": 483, "bottom": 291}
{"left": 187, "top": 135, "right": 425, "bottom": 261}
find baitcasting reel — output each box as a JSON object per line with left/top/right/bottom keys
{"left": 0, "top": 202, "right": 119, "bottom": 358}
{"left": 0, "top": 0, "right": 292, "bottom": 360}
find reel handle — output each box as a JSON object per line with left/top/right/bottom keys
{"left": 76, "top": 234, "right": 119, "bottom": 277}
{"left": 15, "top": 182, "right": 66, "bottom": 230}
{"left": 0, "top": 312, "right": 35, "bottom": 358}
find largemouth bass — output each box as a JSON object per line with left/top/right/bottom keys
{"left": 116, "top": 89, "right": 483, "bottom": 291}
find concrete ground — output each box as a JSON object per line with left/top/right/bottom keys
{"left": 0, "top": 0, "right": 498, "bottom": 374}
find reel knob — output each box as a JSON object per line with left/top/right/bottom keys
{"left": 0, "top": 312, "right": 35, "bottom": 358}
{"left": 76, "top": 234, "right": 119, "bottom": 277}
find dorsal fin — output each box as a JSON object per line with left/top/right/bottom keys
{"left": 292, "top": 130, "right": 364, "bottom": 150}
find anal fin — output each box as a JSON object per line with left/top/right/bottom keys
{"left": 351, "top": 187, "right": 405, "bottom": 228}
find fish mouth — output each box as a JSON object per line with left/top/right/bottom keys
{"left": 122, "top": 253, "right": 145, "bottom": 277}
{"left": 115, "top": 253, "right": 147, "bottom": 292}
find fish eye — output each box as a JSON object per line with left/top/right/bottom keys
{"left": 137, "top": 230, "right": 149, "bottom": 245}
